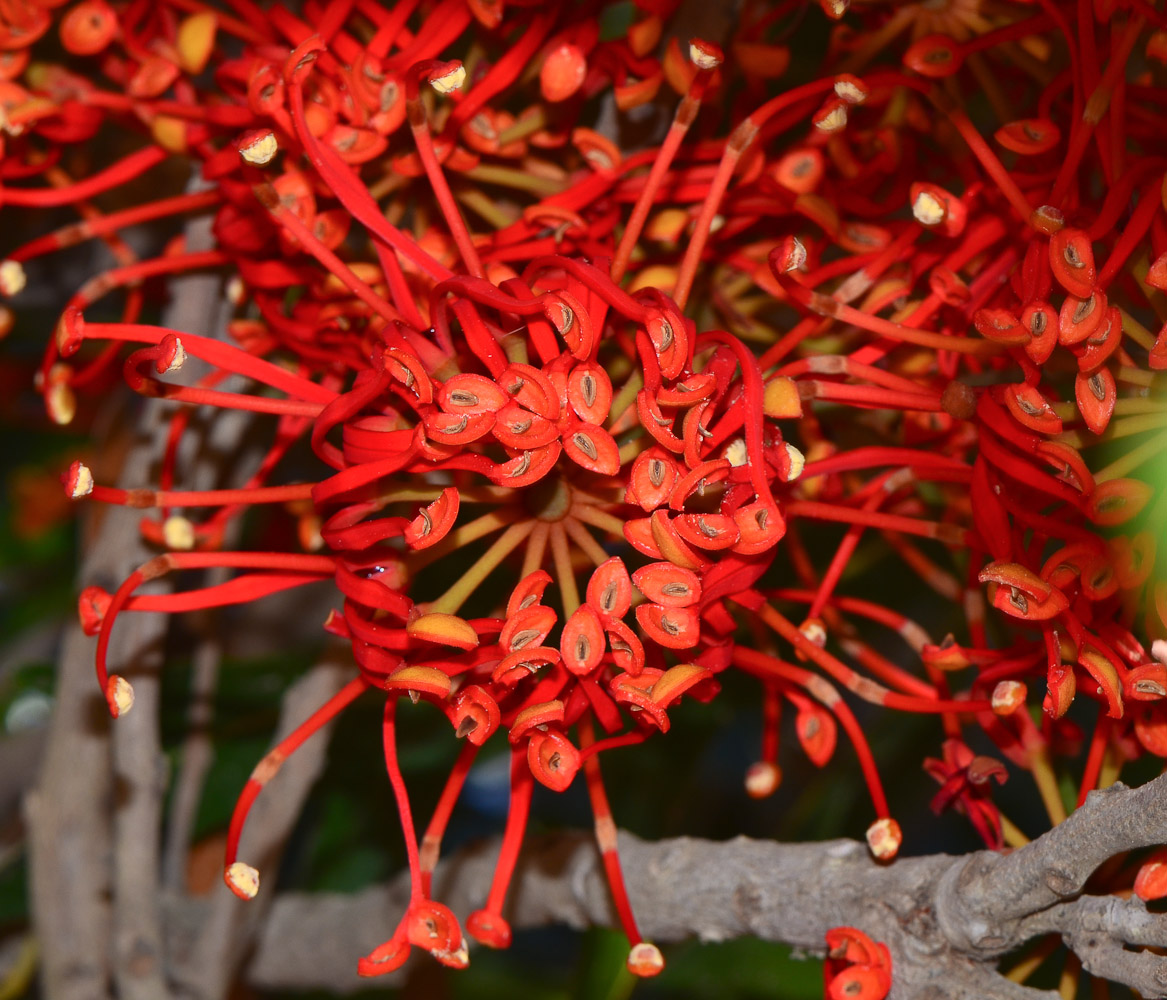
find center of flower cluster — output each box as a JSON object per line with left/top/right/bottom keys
{"left": 524, "top": 474, "right": 573, "bottom": 522}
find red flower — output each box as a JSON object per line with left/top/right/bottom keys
{"left": 924, "top": 739, "right": 1009, "bottom": 850}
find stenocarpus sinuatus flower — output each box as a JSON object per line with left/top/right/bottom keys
{"left": 5, "top": 0, "right": 1167, "bottom": 989}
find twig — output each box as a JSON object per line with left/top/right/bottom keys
{"left": 108, "top": 585, "right": 172, "bottom": 1000}
{"left": 161, "top": 583, "right": 225, "bottom": 891}
{"left": 26, "top": 423, "right": 150, "bottom": 1000}
{"left": 174, "top": 648, "right": 350, "bottom": 1000}
{"left": 107, "top": 203, "right": 241, "bottom": 1000}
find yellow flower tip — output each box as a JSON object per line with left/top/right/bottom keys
{"left": 238, "top": 128, "right": 278, "bottom": 166}
{"left": 991, "top": 680, "right": 1027, "bottom": 715}
{"left": 792, "top": 616, "right": 827, "bottom": 663}
{"left": 0, "top": 259, "right": 26, "bottom": 297}
{"left": 509, "top": 700, "right": 565, "bottom": 742}
{"left": 163, "top": 515, "right": 196, "bottom": 551}
{"left": 744, "top": 761, "right": 781, "bottom": 799}
{"left": 164, "top": 337, "right": 187, "bottom": 374}
{"left": 226, "top": 276, "right": 246, "bottom": 305}
{"left": 626, "top": 942, "right": 664, "bottom": 977}
{"left": 626, "top": 263, "right": 678, "bottom": 295}
{"left": 762, "top": 376, "right": 803, "bottom": 419}
{"left": 151, "top": 115, "right": 187, "bottom": 154}
{"left": 176, "top": 11, "right": 217, "bottom": 75}
{"left": 912, "top": 190, "right": 946, "bottom": 227}
{"left": 46, "top": 379, "right": 77, "bottom": 426}
{"left": 385, "top": 665, "right": 453, "bottom": 700}
{"left": 724, "top": 438, "right": 749, "bottom": 468}
{"left": 644, "top": 207, "right": 689, "bottom": 244}
{"left": 813, "top": 101, "right": 848, "bottom": 133}
{"left": 107, "top": 675, "right": 135, "bottom": 718}
{"left": 224, "top": 861, "right": 260, "bottom": 900}
{"left": 627, "top": 15, "right": 662, "bottom": 57}
{"left": 688, "top": 39, "right": 723, "bottom": 71}
{"left": 866, "top": 817, "right": 902, "bottom": 861}
{"left": 820, "top": 0, "right": 850, "bottom": 19}
{"left": 429, "top": 62, "right": 466, "bottom": 95}
{"left": 800, "top": 617, "right": 827, "bottom": 648}
{"left": 833, "top": 76, "right": 867, "bottom": 104}
{"left": 776, "top": 236, "right": 807, "bottom": 273}
{"left": 651, "top": 663, "right": 709, "bottom": 706}
{"left": 66, "top": 460, "right": 94, "bottom": 499}
{"left": 784, "top": 443, "right": 806, "bottom": 481}
{"left": 406, "top": 612, "right": 479, "bottom": 650}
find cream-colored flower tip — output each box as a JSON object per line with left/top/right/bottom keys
{"left": 991, "top": 680, "right": 1026, "bottom": 715}
{"left": 163, "top": 515, "right": 196, "bottom": 551}
{"left": 724, "top": 438, "right": 748, "bottom": 468}
{"left": 688, "top": 40, "right": 723, "bottom": 70}
{"left": 784, "top": 443, "right": 805, "bottom": 481}
{"left": 814, "top": 102, "right": 847, "bottom": 133}
{"left": 626, "top": 942, "right": 664, "bottom": 976}
{"left": 912, "top": 189, "right": 947, "bottom": 226}
{"left": 238, "top": 129, "right": 278, "bottom": 166}
{"left": 865, "top": 817, "right": 902, "bottom": 860}
{"left": 225, "top": 861, "right": 260, "bottom": 900}
{"left": 744, "top": 760, "right": 781, "bottom": 799}
{"left": 165, "top": 337, "right": 187, "bottom": 373}
{"left": 0, "top": 259, "right": 26, "bottom": 297}
{"left": 429, "top": 63, "right": 466, "bottom": 94}
{"left": 67, "top": 460, "right": 94, "bottom": 499}
{"left": 109, "top": 675, "right": 135, "bottom": 717}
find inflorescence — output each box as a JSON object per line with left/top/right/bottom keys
{"left": 3, "top": 0, "right": 1167, "bottom": 992}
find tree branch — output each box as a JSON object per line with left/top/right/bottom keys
{"left": 172, "top": 650, "right": 350, "bottom": 1000}
{"left": 25, "top": 616, "right": 115, "bottom": 1000}
{"left": 108, "top": 598, "right": 171, "bottom": 1000}
{"left": 161, "top": 595, "right": 223, "bottom": 892}
{"left": 185, "top": 772, "right": 1167, "bottom": 999}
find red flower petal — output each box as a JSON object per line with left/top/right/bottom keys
{"left": 437, "top": 373, "right": 509, "bottom": 414}
{"left": 527, "top": 728, "right": 580, "bottom": 791}
{"left": 1049, "top": 228, "right": 1096, "bottom": 298}
{"left": 563, "top": 422, "right": 621, "bottom": 475}
{"left": 568, "top": 362, "right": 613, "bottom": 424}
{"left": 627, "top": 448, "right": 680, "bottom": 510}
{"left": 1075, "top": 367, "right": 1116, "bottom": 435}
{"left": 586, "top": 557, "right": 633, "bottom": 618}
{"left": 635, "top": 603, "right": 700, "bottom": 649}
{"left": 674, "top": 512, "right": 741, "bottom": 550}
{"left": 404, "top": 487, "right": 460, "bottom": 549}
{"left": 499, "top": 604, "right": 557, "bottom": 653}
{"left": 560, "top": 604, "right": 605, "bottom": 676}
{"left": 995, "top": 118, "right": 1060, "bottom": 155}
{"left": 632, "top": 562, "right": 702, "bottom": 607}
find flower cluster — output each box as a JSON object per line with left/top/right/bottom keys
{"left": 3, "top": 0, "right": 1166, "bottom": 988}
